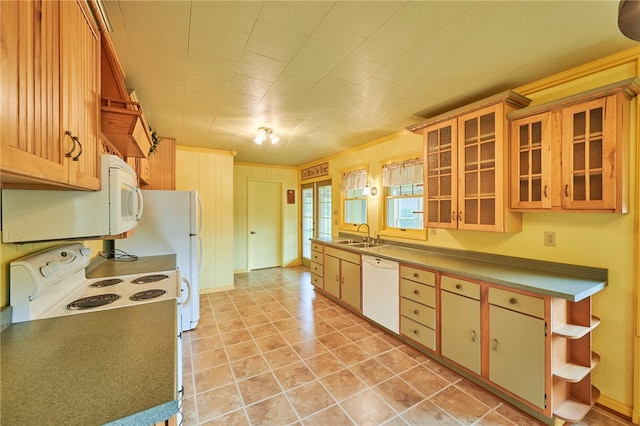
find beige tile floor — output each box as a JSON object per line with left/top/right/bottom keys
{"left": 181, "top": 266, "right": 634, "bottom": 426}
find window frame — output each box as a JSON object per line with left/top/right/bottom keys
{"left": 339, "top": 166, "right": 369, "bottom": 231}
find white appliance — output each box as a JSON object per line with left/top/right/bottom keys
{"left": 1, "top": 154, "right": 143, "bottom": 243}
{"left": 8, "top": 243, "right": 184, "bottom": 419}
{"left": 116, "top": 190, "right": 202, "bottom": 332}
{"left": 362, "top": 255, "right": 400, "bottom": 333}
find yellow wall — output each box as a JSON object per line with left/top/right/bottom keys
{"left": 299, "top": 48, "right": 640, "bottom": 416}
{"left": 233, "top": 163, "right": 300, "bottom": 273}
{"left": 175, "top": 146, "right": 235, "bottom": 292}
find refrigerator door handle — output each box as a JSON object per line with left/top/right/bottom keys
{"left": 181, "top": 276, "right": 192, "bottom": 308}
{"left": 196, "top": 193, "right": 203, "bottom": 235}
{"left": 197, "top": 235, "right": 203, "bottom": 273}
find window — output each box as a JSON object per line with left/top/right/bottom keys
{"left": 386, "top": 184, "right": 423, "bottom": 229}
{"left": 382, "top": 157, "right": 425, "bottom": 238}
{"left": 341, "top": 168, "right": 368, "bottom": 226}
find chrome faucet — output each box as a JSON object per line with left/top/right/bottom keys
{"left": 357, "top": 223, "right": 371, "bottom": 242}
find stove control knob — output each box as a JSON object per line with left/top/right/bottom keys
{"left": 40, "top": 261, "right": 59, "bottom": 277}
{"left": 80, "top": 248, "right": 91, "bottom": 257}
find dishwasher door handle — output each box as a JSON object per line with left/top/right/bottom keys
{"left": 362, "top": 256, "right": 398, "bottom": 269}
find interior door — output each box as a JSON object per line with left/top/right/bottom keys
{"left": 248, "top": 180, "right": 282, "bottom": 270}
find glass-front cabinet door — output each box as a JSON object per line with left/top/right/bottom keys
{"left": 424, "top": 119, "right": 457, "bottom": 229}
{"left": 561, "top": 97, "right": 616, "bottom": 210}
{"left": 510, "top": 113, "right": 553, "bottom": 209}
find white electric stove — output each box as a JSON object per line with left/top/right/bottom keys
{"left": 9, "top": 243, "right": 181, "bottom": 323}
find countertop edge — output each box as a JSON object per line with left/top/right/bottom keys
{"left": 104, "top": 400, "right": 178, "bottom": 426}
{"left": 313, "top": 237, "right": 607, "bottom": 302}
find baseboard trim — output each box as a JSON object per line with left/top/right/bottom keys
{"left": 597, "top": 394, "right": 633, "bottom": 419}
{"left": 199, "top": 285, "right": 234, "bottom": 294}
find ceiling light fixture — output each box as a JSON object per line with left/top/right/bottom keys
{"left": 254, "top": 127, "right": 279, "bottom": 145}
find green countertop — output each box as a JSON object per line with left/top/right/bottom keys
{"left": 0, "top": 299, "right": 178, "bottom": 426}
{"left": 314, "top": 237, "right": 607, "bottom": 302}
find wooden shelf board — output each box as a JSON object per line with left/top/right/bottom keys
{"left": 553, "top": 386, "right": 600, "bottom": 424}
{"left": 553, "top": 316, "right": 600, "bottom": 339}
{"left": 553, "top": 352, "right": 600, "bottom": 382}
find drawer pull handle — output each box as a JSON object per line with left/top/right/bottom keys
{"left": 413, "top": 290, "right": 419, "bottom": 295}
{"left": 455, "top": 284, "right": 462, "bottom": 290}
{"left": 509, "top": 297, "right": 518, "bottom": 305}
{"left": 492, "top": 338, "right": 498, "bottom": 351}
{"left": 413, "top": 272, "right": 419, "bottom": 278}
{"left": 413, "top": 309, "right": 419, "bottom": 315}
{"left": 471, "top": 330, "right": 476, "bottom": 342}
{"left": 413, "top": 329, "right": 419, "bottom": 335}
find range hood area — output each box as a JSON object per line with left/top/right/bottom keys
{"left": 100, "top": 32, "right": 151, "bottom": 158}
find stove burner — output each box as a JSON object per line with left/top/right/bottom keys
{"left": 129, "top": 289, "right": 167, "bottom": 301}
{"left": 131, "top": 274, "right": 169, "bottom": 284}
{"left": 66, "top": 294, "right": 121, "bottom": 310}
{"left": 90, "top": 278, "right": 123, "bottom": 288}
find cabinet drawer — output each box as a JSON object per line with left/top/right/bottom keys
{"left": 401, "top": 317, "right": 436, "bottom": 351}
{"left": 489, "top": 287, "right": 544, "bottom": 319}
{"left": 400, "top": 279, "right": 436, "bottom": 307}
{"left": 310, "top": 262, "right": 323, "bottom": 277}
{"left": 441, "top": 275, "right": 480, "bottom": 300}
{"left": 325, "top": 247, "right": 361, "bottom": 264}
{"left": 400, "top": 265, "right": 435, "bottom": 286}
{"left": 311, "top": 250, "right": 323, "bottom": 264}
{"left": 401, "top": 298, "right": 436, "bottom": 329}
{"left": 311, "top": 243, "right": 324, "bottom": 253}
{"left": 311, "top": 274, "right": 323, "bottom": 289}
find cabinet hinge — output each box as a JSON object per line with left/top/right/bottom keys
{"left": 544, "top": 393, "right": 547, "bottom": 409}
{"left": 544, "top": 322, "right": 547, "bottom": 337}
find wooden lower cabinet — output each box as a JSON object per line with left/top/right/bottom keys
{"left": 441, "top": 290, "right": 481, "bottom": 374}
{"left": 323, "top": 246, "right": 361, "bottom": 311}
{"left": 310, "top": 243, "right": 324, "bottom": 289}
{"left": 400, "top": 264, "right": 437, "bottom": 351}
{"left": 489, "top": 304, "right": 546, "bottom": 410}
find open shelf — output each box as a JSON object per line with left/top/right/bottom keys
{"left": 552, "top": 315, "right": 600, "bottom": 339}
{"left": 554, "top": 386, "right": 600, "bottom": 423}
{"left": 553, "top": 352, "right": 600, "bottom": 383}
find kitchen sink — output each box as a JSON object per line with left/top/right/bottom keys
{"left": 332, "top": 239, "right": 354, "bottom": 244}
{"left": 347, "top": 242, "right": 387, "bottom": 248}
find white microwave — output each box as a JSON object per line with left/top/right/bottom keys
{"left": 1, "top": 155, "right": 144, "bottom": 243}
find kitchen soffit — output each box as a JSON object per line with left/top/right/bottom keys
{"left": 103, "top": 0, "right": 637, "bottom": 166}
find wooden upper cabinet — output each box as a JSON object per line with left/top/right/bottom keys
{"left": 508, "top": 79, "right": 640, "bottom": 213}
{"left": 0, "top": 0, "right": 100, "bottom": 190}
{"left": 142, "top": 137, "right": 176, "bottom": 190}
{"left": 417, "top": 91, "right": 529, "bottom": 232}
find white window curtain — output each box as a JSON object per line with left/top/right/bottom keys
{"left": 341, "top": 168, "right": 368, "bottom": 192}
{"left": 381, "top": 158, "right": 423, "bottom": 187}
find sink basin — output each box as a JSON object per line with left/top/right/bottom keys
{"left": 332, "top": 239, "right": 354, "bottom": 244}
{"left": 347, "top": 242, "right": 387, "bottom": 248}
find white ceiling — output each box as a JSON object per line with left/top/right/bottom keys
{"left": 103, "top": 1, "right": 637, "bottom": 166}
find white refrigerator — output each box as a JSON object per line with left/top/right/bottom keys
{"left": 116, "top": 190, "right": 202, "bottom": 332}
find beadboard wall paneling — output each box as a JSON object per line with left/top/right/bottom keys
{"left": 176, "top": 147, "right": 234, "bottom": 291}
{"left": 234, "top": 163, "right": 299, "bottom": 273}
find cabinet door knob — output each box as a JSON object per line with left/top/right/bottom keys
{"left": 471, "top": 330, "right": 477, "bottom": 342}
{"left": 544, "top": 185, "right": 549, "bottom": 198}
{"left": 492, "top": 338, "right": 498, "bottom": 351}
{"left": 564, "top": 185, "right": 569, "bottom": 197}
{"left": 413, "top": 309, "right": 419, "bottom": 315}
{"left": 64, "top": 131, "right": 77, "bottom": 158}
{"left": 452, "top": 211, "right": 456, "bottom": 221}
{"left": 71, "top": 136, "right": 82, "bottom": 161}
{"left": 413, "top": 289, "right": 419, "bottom": 295}
{"left": 458, "top": 211, "right": 463, "bottom": 221}
{"left": 413, "top": 329, "right": 419, "bottom": 335}
{"left": 455, "top": 284, "right": 462, "bottom": 290}
{"left": 509, "top": 297, "right": 518, "bottom": 305}
{"left": 413, "top": 272, "right": 419, "bottom": 278}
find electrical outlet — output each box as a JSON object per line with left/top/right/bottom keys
{"left": 429, "top": 228, "right": 436, "bottom": 236}
{"left": 544, "top": 231, "right": 556, "bottom": 247}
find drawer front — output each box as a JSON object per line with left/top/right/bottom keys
{"left": 401, "top": 298, "right": 436, "bottom": 328}
{"left": 441, "top": 275, "right": 480, "bottom": 300}
{"left": 311, "top": 274, "right": 323, "bottom": 289}
{"left": 311, "top": 243, "right": 324, "bottom": 253}
{"left": 325, "top": 246, "right": 361, "bottom": 264}
{"left": 400, "top": 265, "right": 435, "bottom": 286}
{"left": 401, "top": 316, "right": 436, "bottom": 351}
{"left": 310, "top": 261, "right": 323, "bottom": 277}
{"left": 400, "top": 279, "right": 436, "bottom": 307}
{"left": 311, "top": 250, "right": 323, "bottom": 264}
{"left": 489, "top": 287, "right": 544, "bottom": 318}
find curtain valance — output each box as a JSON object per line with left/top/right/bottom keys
{"left": 381, "top": 158, "right": 423, "bottom": 187}
{"left": 341, "top": 168, "right": 368, "bottom": 192}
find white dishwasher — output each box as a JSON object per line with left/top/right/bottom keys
{"left": 362, "top": 255, "right": 400, "bottom": 333}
